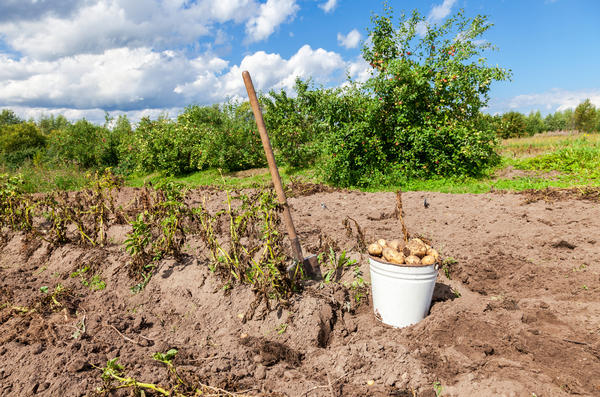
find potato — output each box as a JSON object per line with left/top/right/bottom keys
{"left": 403, "top": 239, "right": 428, "bottom": 258}
{"left": 368, "top": 243, "right": 383, "bottom": 256}
{"left": 387, "top": 249, "right": 405, "bottom": 265}
{"left": 382, "top": 247, "right": 397, "bottom": 262}
{"left": 377, "top": 239, "right": 387, "bottom": 248}
{"left": 426, "top": 247, "right": 440, "bottom": 261}
{"left": 404, "top": 255, "right": 421, "bottom": 266}
{"left": 388, "top": 239, "right": 404, "bottom": 251}
{"left": 421, "top": 255, "right": 436, "bottom": 265}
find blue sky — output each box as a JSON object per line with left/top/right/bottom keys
{"left": 0, "top": 0, "right": 598, "bottom": 123}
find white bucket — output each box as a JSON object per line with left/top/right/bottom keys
{"left": 369, "top": 256, "right": 438, "bottom": 328}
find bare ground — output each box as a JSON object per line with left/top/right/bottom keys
{"left": 1, "top": 187, "right": 599, "bottom": 396}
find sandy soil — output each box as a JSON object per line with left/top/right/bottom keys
{"left": 0, "top": 186, "right": 599, "bottom": 396}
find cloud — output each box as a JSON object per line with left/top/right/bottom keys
{"left": 319, "top": 0, "right": 338, "bottom": 13}
{"left": 245, "top": 0, "right": 299, "bottom": 42}
{"left": 1, "top": 44, "right": 352, "bottom": 115}
{"left": 204, "top": 44, "right": 345, "bottom": 98}
{"left": 337, "top": 29, "right": 361, "bottom": 49}
{"left": 0, "top": 47, "right": 228, "bottom": 110}
{"left": 508, "top": 88, "right": 600, "bottom": 112}
{"left": 0, "top": 1, "right": 209, "bottom": 60}
{"left": 0, "top": 0, "right": 297, "bottom": 60}
{"left": 4, "top": 105, "right": 183, "bottom": 125}
{"left": 345, "top": 57, "right": 371, "bottom": 83}
{"left": 0, "top": 0, "right": 85, "bottom": 23}
{"left": 428, "top": 0, "right": 457, "bottom": 23}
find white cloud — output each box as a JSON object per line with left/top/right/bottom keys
{"left": 0, "top": 0, "right": 298, "bottom": 60}
{"left": 345, "top": 57, "right": 371, "bottom": 83}
{"left": 508, "top": 88, "right": 600, "bottom": 112}
{"left": 0, "top": 1, "right": 210, "bottom": 60}
{"left": 209, "top": 44, "right": 345, "bottom": 98}
{"left": 319, "top": 0, "right": 338, "bottom": 13}
{"left": 5, "top": 105, "right": 183, "bottom": 125}
{"left": 245, "top": 0, "right": 299, "bottom": 42}
{"left": 1, "top": 44, "right": 353, "bottom": 115}
{"left": 337, "top": 29, "right": 361, "bottom": 49}
{"left": 0, "top": 47, "right": 228, "bottom": 109}
{"left": 208, "top": 0, "right": 259, "bottom": 23}
{"left": 429, "top": 0, "right": 457, "bottom": 23}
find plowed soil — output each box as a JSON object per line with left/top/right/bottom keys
{"left": 1, "top": 187, "right": 599, "bottom": 396}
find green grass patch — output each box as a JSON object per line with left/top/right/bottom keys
{"left": 0, "top": 162, "right": 89, "bottom": 193}
{"left": 501, "top": 132, "right": 600, "bottom": 157}
{"left": 510, "top": 135, "right": 600, "bottom": 178}
{"left": 126, "top": 167, "right": 317, "bottom": 190}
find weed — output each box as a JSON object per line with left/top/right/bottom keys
{"left": 317, "top": 247, "right": 369, "bottom": 307}
{"left": 319, "top": 247, "right": 357, "bottom": 284}
{"left": 441, "top": 257, "right": 457, "bottom": 279}
{"left": 70, "top": 265, "right": 106, "bottom": 291}
{"left": 34, "top": 265, "right": 47, "bottom": 275}
{"left": 433, "top": 381, "right": 443, "bottom": 396}
{"left": 347, "top": 264, "right": 369, "bottom": 305}
{"left": 71, "top": 312, "right": 86, "bottom": 339}
{"left": 276, "top": 323, "right": 288, "bottom": 335}
{"left": 96, "top": 350, "right": 249, "bottom": 396}
{"left": 97, "top": 357, "right": 170, "bottom": 396}
{"left": 573, "top": 263, "right": 588, "bottom": 272}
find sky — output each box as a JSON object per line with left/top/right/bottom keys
{"left": 0, "top": 0, "right": 599, "bottom": 124}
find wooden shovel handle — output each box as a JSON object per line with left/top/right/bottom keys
{"left": 242, "top": 71, "right": 304, "bottom": 263}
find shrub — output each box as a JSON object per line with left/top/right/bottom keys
{"left": 124, "top": 116, "right": 200, "bottom": 176}
{"left": 262, "top": 79, "right": 326, "bottom": 168}
{"left": 179, "top": 103, "right": 265, "bottom": 172}
{"left": 0, "top": 109, "right": 22, "bottom": 126}
{"left": 0, "top": 122, "right": 47, "bottom": 167}
{"left": 46, "top": 119, "right": 118, "bottom": 169}
{"left": 317, "top": 4, "right": 510, "bottom": 186}
{"left": 498, "top": 111, "right": 526, "bottom": 138}
{"left": 574, "top": 99, "right": 596, "bottom": 133}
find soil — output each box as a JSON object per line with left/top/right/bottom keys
{"left": 1, "top": 187, "right": 599, "bottom": 396}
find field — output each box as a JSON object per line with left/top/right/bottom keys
{"left": 1, "top": 172, "right": 599, "bottom": 396}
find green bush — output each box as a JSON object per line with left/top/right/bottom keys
{"left": 123, "top": 116, "right": 197, "bottom": 176}
{"left": 498, "top": 111, "right": 526, "bottom": 138}
{"left": 46, "top": 119, "right": 119, "bottom": 169}
{"left": 262, "top": 79, "right": 326, "bottom": 168}
{"left": 574, "top": 99, "right": 596, "bottom": 133}
{"left": 179, "top": 103, "right": 265, "bottom": 172}
{"left": 0, "top": 109, "right": 22, "bottom": 126}
{"left": 316, "top": 4, "right": 509, "bottom": 186}
{"left": 0, "top": 122, "right": 47, "bottom": 167}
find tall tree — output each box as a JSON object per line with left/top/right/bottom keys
{"left": 573, "top": 99, "right": 596, "bottom": 132}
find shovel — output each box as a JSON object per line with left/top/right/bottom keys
{"left": 242, "top": 71, "right": 321, "bottom": 279}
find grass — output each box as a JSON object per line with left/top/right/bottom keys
{"left": 501, "top": 132, "right": 600, "bottom": 157}
{"left": 126, "top": 166, "right": 317, "bottom": 190}
{"left": 1, "top": 162, "right": 89, "bottom": 193}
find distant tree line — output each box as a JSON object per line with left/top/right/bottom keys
{"left": 480, "top": 98, "right": 600, "bottom": 139}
